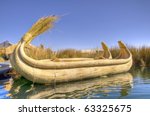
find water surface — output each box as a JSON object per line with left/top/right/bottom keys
{"left": 0, "top": 67, "right": 150, "bottom": 99}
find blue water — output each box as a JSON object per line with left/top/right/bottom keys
{"left": 0, "top": 67, "right": 150, "bottom": 99}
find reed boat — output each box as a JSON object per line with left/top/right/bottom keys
{"left": 10, "top": 16, "right": 133, "bottom": 84}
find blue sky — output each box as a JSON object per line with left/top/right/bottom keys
{"left": 0, "top": 0, "right": 150, "bottom": 50}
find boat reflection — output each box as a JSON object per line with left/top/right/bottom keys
{"left": 10, "top": 73, "right": 133, "bottom": 99}
{"left": 0, "top": 77, "right": 13, "bottom": 99}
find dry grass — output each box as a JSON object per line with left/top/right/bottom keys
{"left": 0, "top": 49, "right": 5, "bottom": 56}
{"left": 129, "top": 46, "right": 150, "bottom": 67}
{"left": 56, "top": 49, "right": 102, "bottom": 58}
{"left": 110, "top": 47, "right": 120, "bottom": 58}
{"left": 25, "top": 45, "right": 104, "bottom": 60}
{"left": 110, "top": 46, "right": 150, "bottom": 67}
{"left": 0, "top": 49, "right": 5, "bottom": 62}
{"left": 0, "top": 57, "right": 5, "bottom": 62}
{"left": 24, "top": 44, "right": 55, "bottom": 60}
{"left": 56, "top": 49, "right": 82, "bottom": 58}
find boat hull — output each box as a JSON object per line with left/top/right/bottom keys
{"left": 10, "top": 49, "right": 132, "bottom": 84}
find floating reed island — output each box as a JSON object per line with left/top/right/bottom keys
{"left": 10, "top": 16, "right": 133, "bottom": 84}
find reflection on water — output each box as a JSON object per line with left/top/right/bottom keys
{"left": 12, "top": 73, "right": 133, "bottom": 99}
{"left": 0, "top": 77, "right": 13, "bottom": 99}
{"left": 0, "top": 73, "right": 132, "bottom": 99}
{"left": 0, "top": 68, "right": 150, "bottom": 99}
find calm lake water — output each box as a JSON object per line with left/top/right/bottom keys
{"left": 0, "top": 67, "right": 150, "bottom": 99}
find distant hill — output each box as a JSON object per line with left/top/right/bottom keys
{"left": 0, "top": 41, "right": 15, "bottom": 58}
{"left": 0, "top": 41, "right": 13, "bottom": 48}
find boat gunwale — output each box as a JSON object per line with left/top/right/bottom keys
{"left": 18, "top": 41, "right": 132, "bottom": 69}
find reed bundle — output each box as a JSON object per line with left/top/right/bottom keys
{"left": 21, "top": 16, "right": 57, "bottom": 44}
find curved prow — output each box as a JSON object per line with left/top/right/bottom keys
{"left": 101, "top": 42, "right": 112, "bottom": 59}
{"left": 21, "top": 16, "right": 58, "bottom": 45}
{"left": 117, "top": 41, "right": 131, "bottom": 59}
